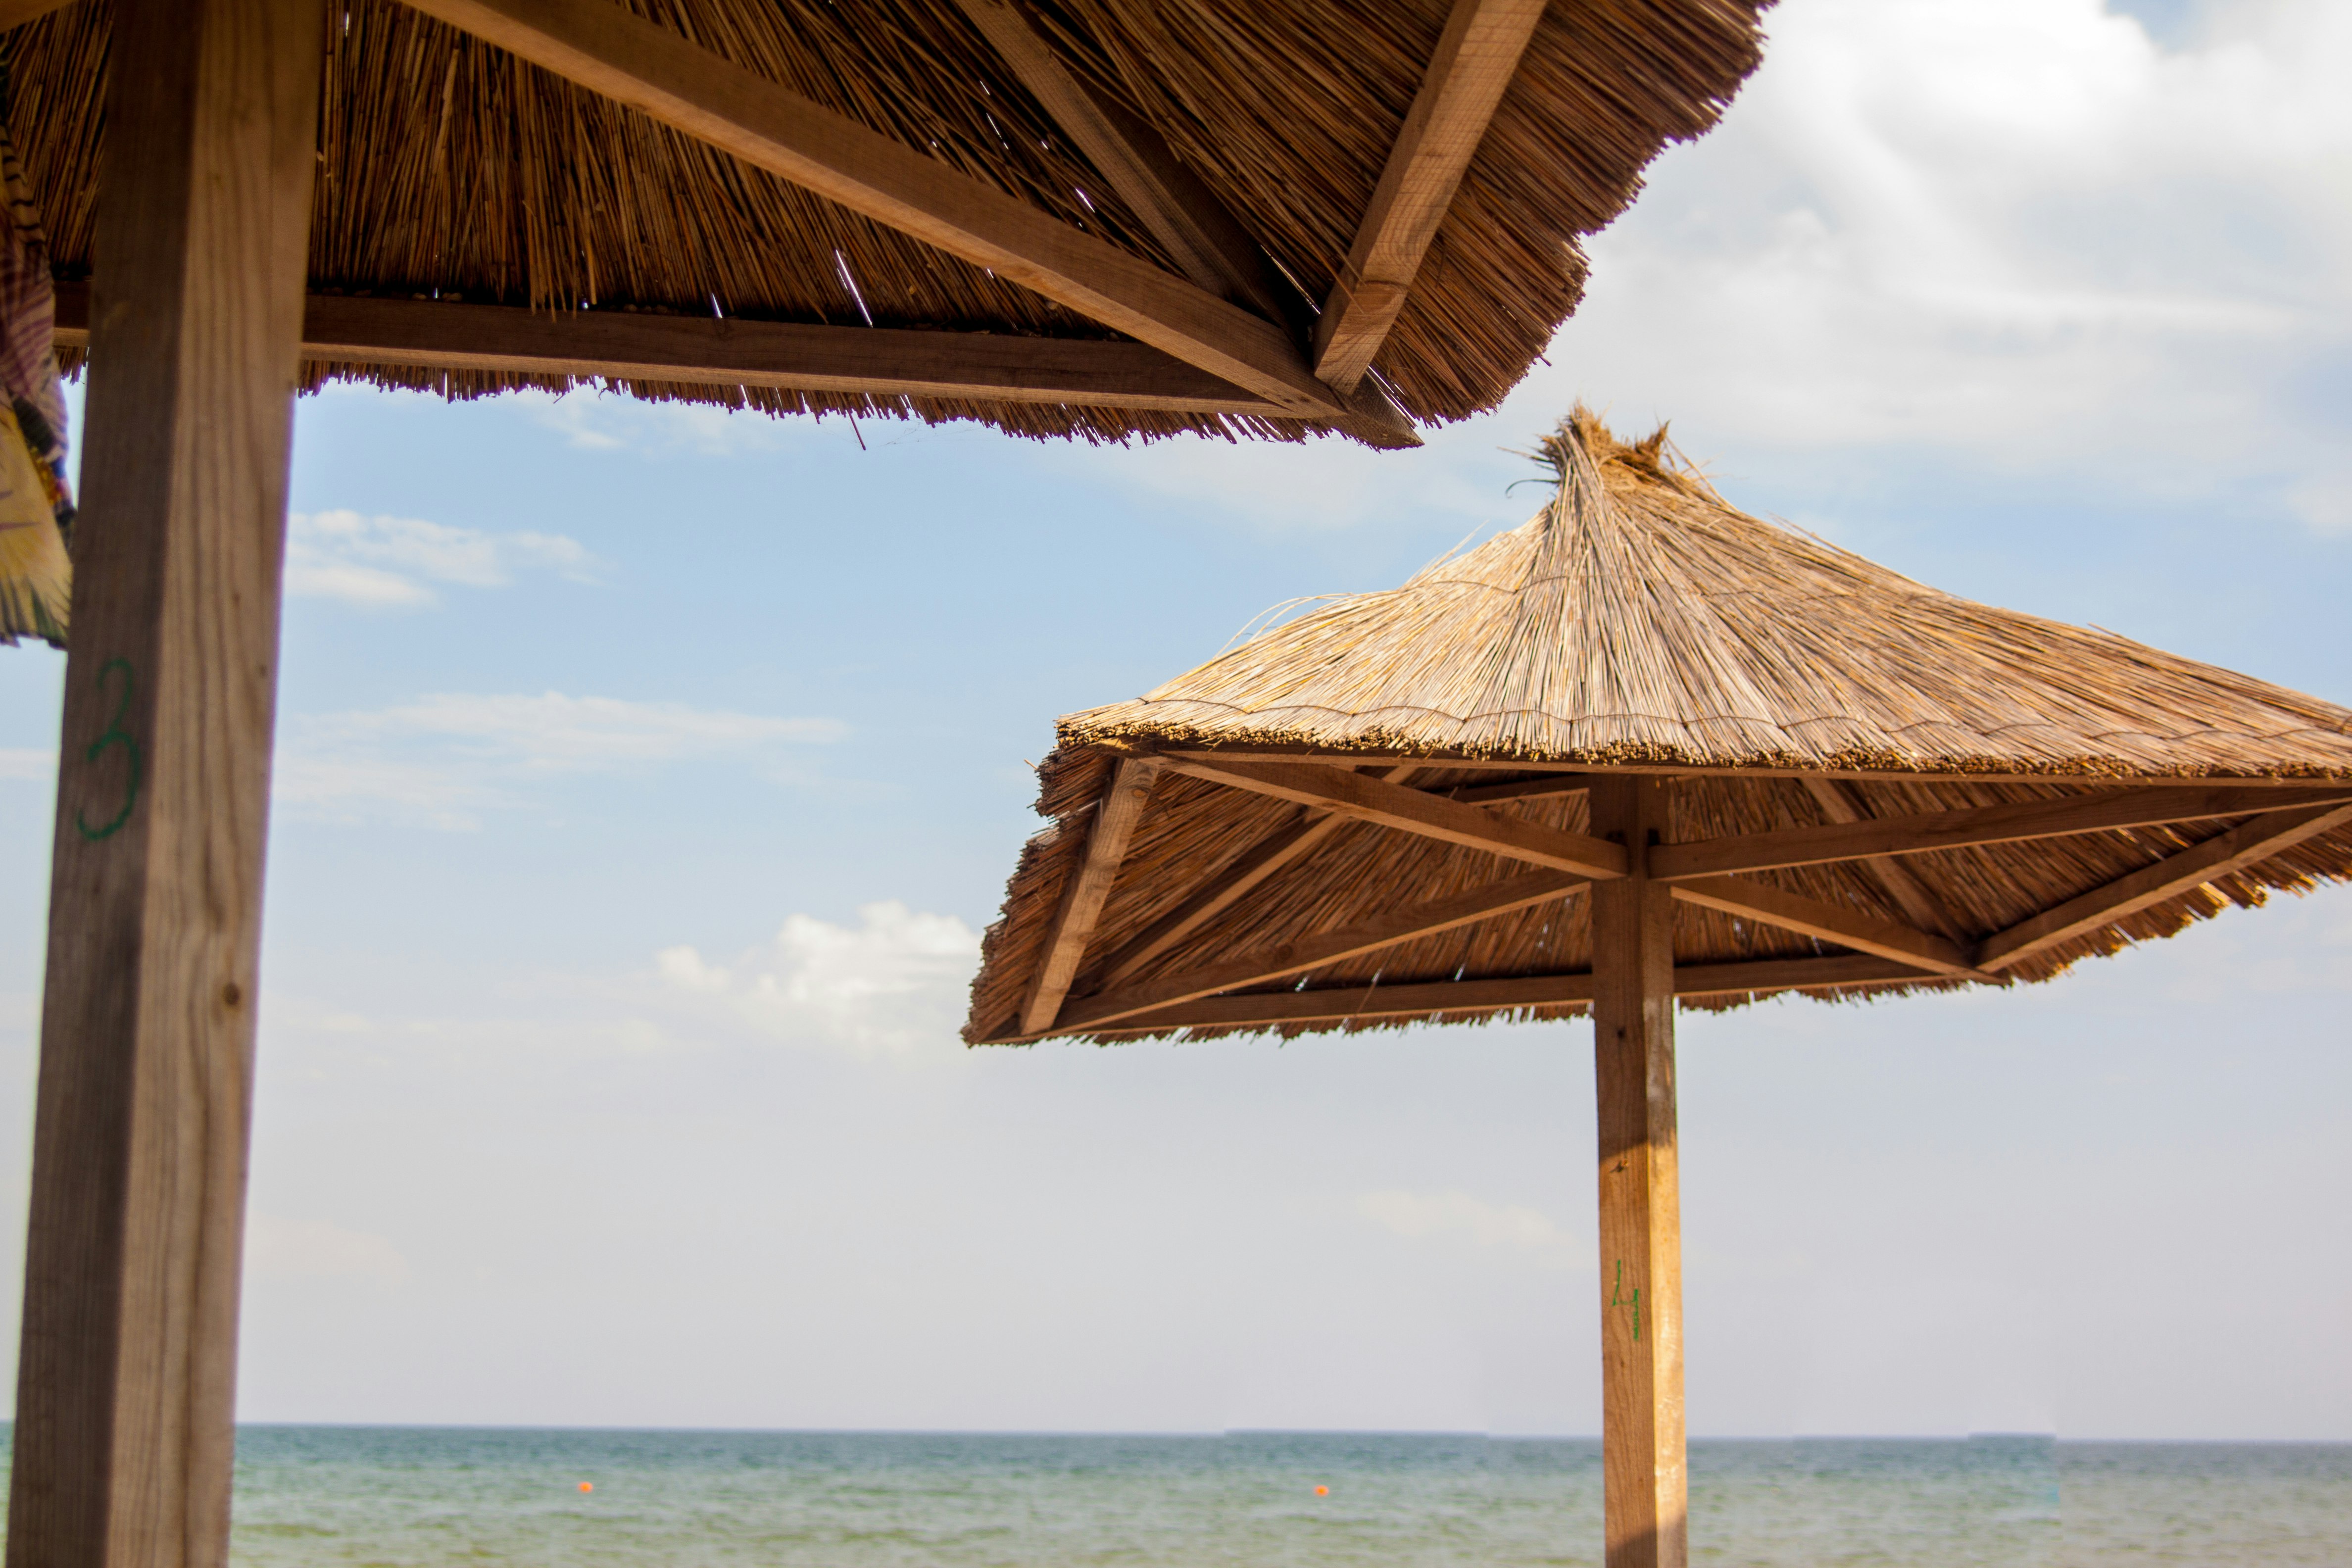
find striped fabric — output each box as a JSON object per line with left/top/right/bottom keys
{"left": 0, "top": 107, "right": 72, "bottom": 648}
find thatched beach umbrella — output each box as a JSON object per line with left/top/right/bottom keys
{"left": 3, "top": 2, "right": 1777, "bottom": 1562}
{"left": 964, "top": 408, "right": 2352, "bottom": 1568}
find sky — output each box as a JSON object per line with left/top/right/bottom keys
{"left": 1, "top": 0, "right": 2349, "bottom": 1441}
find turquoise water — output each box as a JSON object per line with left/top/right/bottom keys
{"left": 6, "top": 1428, "right": 2350, "bottom": 1567}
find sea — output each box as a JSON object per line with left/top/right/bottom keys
{"left": 5, "top": 1428, "right": 2350, "bottom": 1567}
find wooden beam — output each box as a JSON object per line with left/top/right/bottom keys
{"left": 1669, "top": 876, "right": 1981, "bottom": 977}
{"left": 1801, "top": 778, "right": 1964, "bottom": 941}
{"left": 5, "top": 4, "right": 323, "bottom": 1568}
{"left": 946, "top": 0, "right": 1291, "bottom": 321}
{"left": 1038, "top": 868, "right": 1587, "bottom": 1037}
{"left": 1310, "top": 0, "right": 1547, "bottom": 391}
{"left": 1651, "top": 783, "right": 2352, "bottom": 882}
{"left": 1448, "top": 775, "right": 1592, "bottom": 805}
{"left": 1083, "top": 766, "right": 1422, "bottom": 992}
{"left": 53, "top": 283, "right": 1290, "bottom": 416}
{"left": 1588, "top": 776, "right": 1687, "bottom": 1568}
{"left": 1976, "top": 801, "right": 2352, "bottom": 972}
{"left": 1164, "top": 757, "right": 1628, "bottom": 879}
{"left": 1095, "top": 954, "right": 1926, "bottom": 1033}
{"left": 400, "top": 0, "right": 1372, "bottom": 428}
{"left": 1019, "top": 758, "right": 1163, "bottom": 1034}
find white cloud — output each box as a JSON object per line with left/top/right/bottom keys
{"left": 276, "top": 691, "right": 844, "bottom": 826}
{"left": 1068, "top": 0, "right": 2352, "bottom": 534}
{"left": 655, "top": 900, "right": 980, "bottom": 1051}
{"left": 1358, "top": 1188, "right": 1583, "bottom": 1269}
{"left": 245, "top": 1214, "right": 411, "bottom": 1284}
{"left": 0, "top": 747, "right": 53, "bottom": 781}
{"left": 287, "top": 510, "right": 594, "bottom": 606}
{"left": 519, "top": 387, "right": 833, "bottom": 457}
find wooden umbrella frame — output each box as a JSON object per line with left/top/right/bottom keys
{"left": 0, "top": 0, "right": 1614, "bottom": 1565}
{"left": 981, "top": 748, "right": 2352, "bottom": 1567}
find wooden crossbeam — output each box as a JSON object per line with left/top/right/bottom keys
{"left": 1091, "top": 954, "right": 1930, "bottom": 1033}
{"left": 402, "top": 0, "right": 1380, "bottom": 432}
{"left": 1019, "top": 758, "right": 1163, "bottom": 1034}
{"left": 1801, "top": 778, "right": 1965, "bottom": 940}
{"left": 1164, "top": 757, "right": 1628, "bottom": 879}
{"left": 1038, "top": 868, "right": 1587, "bottom": 1037}
{"left": 1082, "top": 765, "right": 1423, "bottom": 992}
{"left": 1977, "top": 801, "right": 2352, "bottom": 972}
{"left": 1670, "top": 876, "right": 1981, "bottom": 977}
{"left": 1449, "top": 775, "right": 1593, "bottom": 805}
{"left": 53, "top": 283, "right": 1290, "bottom": 415}
{"left": 1650, "top": 783, "right": 2352, "bottom": 882}
{"left": 1311, "top": 0, "right": 1547, "bottom": 391}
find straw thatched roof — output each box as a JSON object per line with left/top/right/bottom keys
{"left": 965, "top": 409, "right": 2352, "bottom": 1044}
{"left": 4, "top": 0, "right": 1770, "bottom": 445}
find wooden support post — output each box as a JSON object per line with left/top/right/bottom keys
{"left": 1586, "top": 776, "right": 1686, "bottom": 1568}
{"left": 6, "top": 2, "right": 324, "bottom": 1568}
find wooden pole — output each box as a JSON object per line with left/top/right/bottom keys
{"left": 1586, "top": 775, "right": 1686, "bottom": 1568}
{"left": 6, "top": 2, "right": 324, "bottom": 1567}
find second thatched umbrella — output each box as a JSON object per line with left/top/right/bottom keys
{"left": 964, "top": 407, "right": 2352, "bottom": 1568}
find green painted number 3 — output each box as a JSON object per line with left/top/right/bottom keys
{"left": 75, "top": 657, "right": 143, "bottom": 842}
{"left": 1612, "top": 1259, "right": 1643, "bottom": 1343}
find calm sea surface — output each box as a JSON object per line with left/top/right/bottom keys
{"left": 4, "top": 1428, "right": 2349, "bottom": 1567}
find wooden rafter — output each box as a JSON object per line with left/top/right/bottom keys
{"left": 1088, "top": 954, "right": 1928, "bottom": 1034}
{"left": 1977, "top": 801, "right": 2352, "bottom": 972}
{"left": 1038, "top": 868, "right": 1587, "bottom": 1038}
{"left": 1164, "top": 757, "right": 1627, "bottom": 879}
{"left": 1801, "top": 778, "right": 1965, "bottom": 941}
{"left": 1310, "top": 0, "right": 1547, "bottom": 392}
{"left": 52, "top": 283, "right": 1285, "bottom": 416}
{"left": 944, "top": 0, "right": 1420, "bottom": 446}
{"left": 947, "top": 0, "right": 1293, "bottom": 321}
{"left": 1669, "top": 876, "right": 1981, "bottom": 977}
{"left": 1018, "top": 758, "right": 1164, "bottom": 1035}
{"left": 401, "top": 0, "right": 1393, "bottom": 437}
{"left": 1650, "top": 782, "right": 2352, "bottom": 882}
{"left": 1447, "top": 775, "right": 1592, "bottom": 805}
{"left": 1082, "top": 765, "right": 1423, "bottom": 993}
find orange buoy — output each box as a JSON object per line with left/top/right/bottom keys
{"left": 578, "top": 1482, "right": 594, "bottom": 1494}
{"left": 1313, "top": 1485, "right": 1329, "bottom": 1497}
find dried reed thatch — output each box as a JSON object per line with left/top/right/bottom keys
{"left": 4, "top": 0, "right": 1767, "bottom": 442}
{"left": 965, "top": 408, "right": 2352, "bottom": 1044}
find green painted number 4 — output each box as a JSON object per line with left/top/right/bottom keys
{"left": 1612, "top": 1259, "right": 1642, "bottom": 1343}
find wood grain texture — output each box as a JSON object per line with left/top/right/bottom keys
{"left": 1020, "top": 758, "right": 1164, "bottom": 1034}
{"left": 1800, "top": 778, "right": 1964, "bottom": 940}
{"left": 1040, "top": 869, "right": 1586, "bottom": 1037}
{"left": 1091, "top": 954, "right": 1925, "bottom": 1032}
{"left": 403, "top": 0, "right": 1353, "bottom": 421}
{"left": 53, "top": 284, "right": 1284, "bottom": 415}
{"left": 1653, "top": 782, "right": 2352, "bottom": 881}
{"left": 1670, "top": 876, "right": 1978, "bottom": 977}
{"left": 1310, "top": 0, "right": 1548, "bottom": 390}
{"left": 1164, "top": 757, "right": 1627, "bottom": 879}
{"left": 6, "top": 2, "right": 322, "bottom": 1567}
{"left": 1082, "top": 767, "right": 1422, "bottom": 993}
{"left": 0, "top": 0, "right": 73, "bottom": 29}
{"left": 1588, "top": 776, "right": 1687, "bottom": 1568}
{"left": 1976, "top": 802, "right": 2352, "bottom": 971}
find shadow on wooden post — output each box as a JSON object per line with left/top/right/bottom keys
{"left": 1589, "top": 774, "right": 1687, "bottom": 1568}
{"left": 5, "top": 2, "right": 324, "bottom": 1567}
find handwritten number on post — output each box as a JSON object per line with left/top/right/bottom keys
{"left": 1612, "top": 1259, "right": 1643, "bottom": 1343}
{"left": 75, "top": 657, "right": 142, "bottom": 842}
